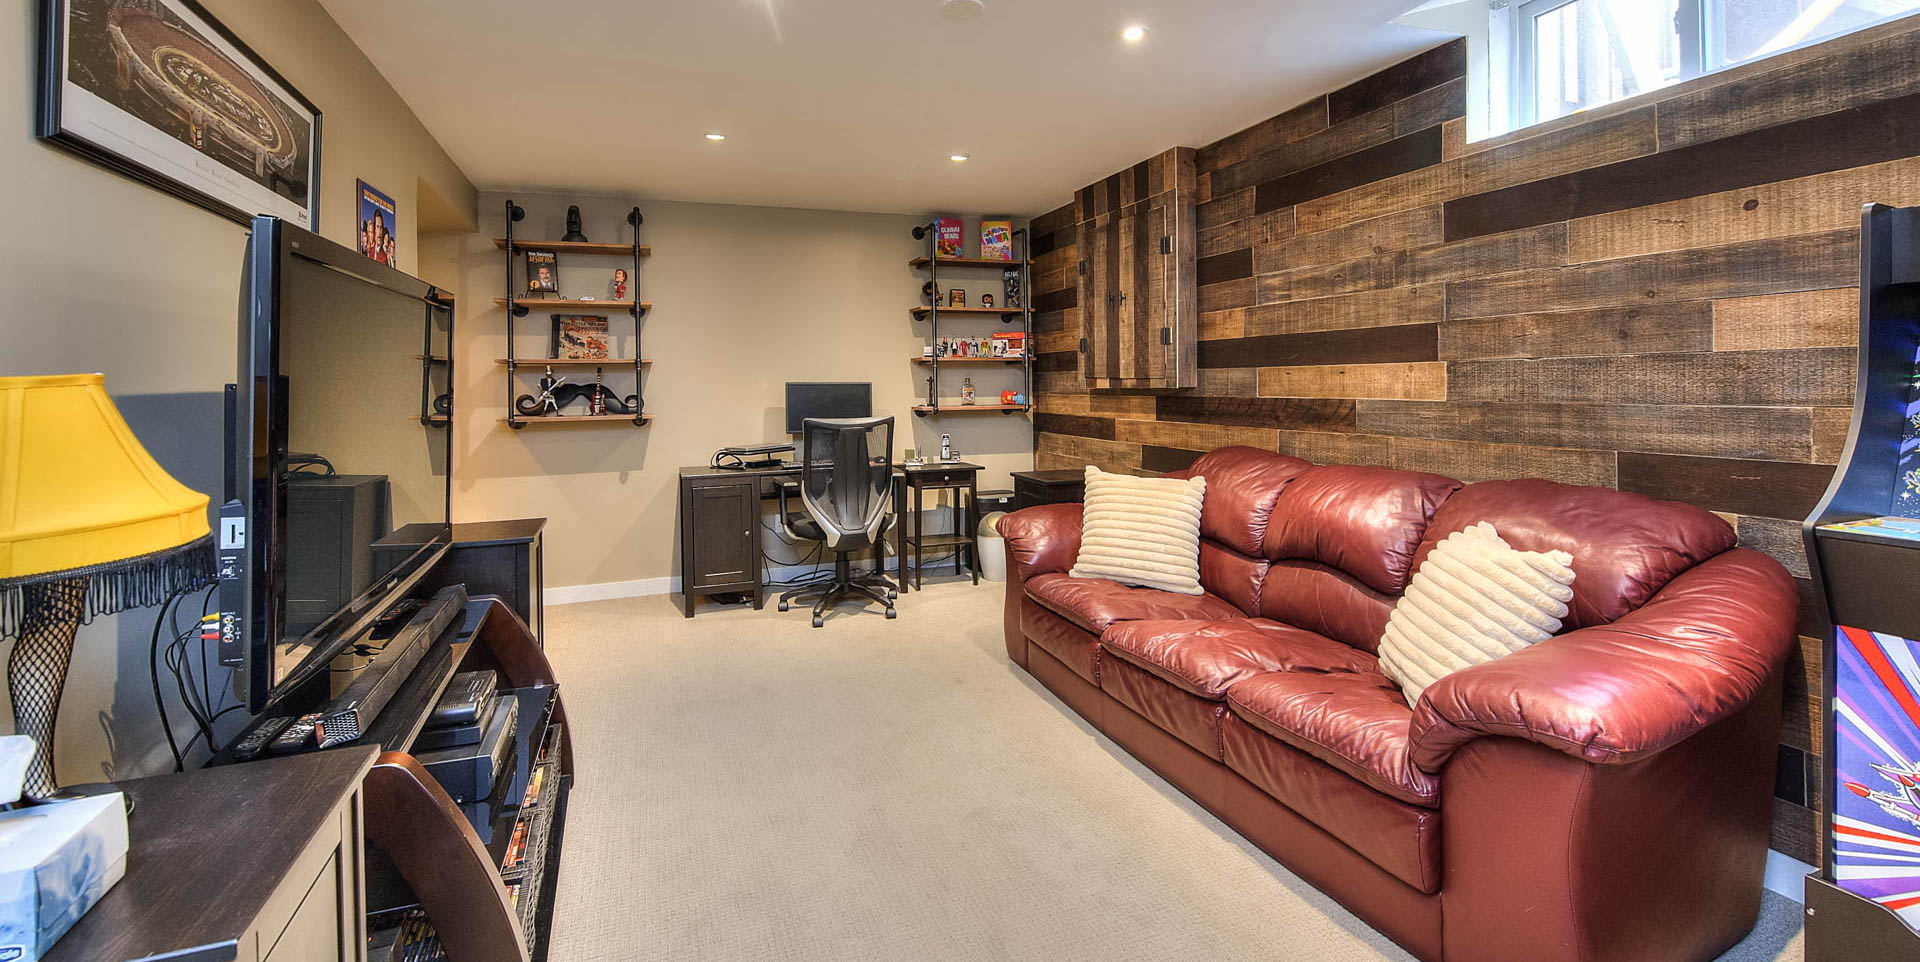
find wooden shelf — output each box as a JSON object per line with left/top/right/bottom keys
{"left": 911, "top": 356, "right": 1023, "bottom": 364}
{"left": 412, "top": 355, "right": 449, "bottom": 363}
{"left": 911, "top": 404, "right": 1030, "bottom": 415}
{"left": 413, "top": 415, "right": 450, "bottom": 425}
{"left": 494, "top": 238, "right": 652, "bottom": 257}
{"left": 497, "top": 358, "right": 652, "bottom": 367}
{"left": 910, "top": 306, "right": 1021, "bottom": 317}
{"left": 910, "top": 256, "right": 1029, "bottom": 270}
{"left": 493, "top": 298, "right": 651, "bottom": 312}
{"left": 505, "top": 414, "right": 654, "bottom": 426}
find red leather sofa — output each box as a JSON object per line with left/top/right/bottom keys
{"left": 996, "top": 446, "right": 1798, "bottom": 962}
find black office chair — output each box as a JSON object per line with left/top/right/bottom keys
{"left": 777, "top": 416, "right": 899, "bottom": 627}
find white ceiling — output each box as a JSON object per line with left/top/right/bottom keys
{"left": 319, "top": 0, "right": 1450, "bottom": 217}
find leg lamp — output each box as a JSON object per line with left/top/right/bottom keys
{"left": 0, "top": 375, "right": 212, "bottom": 799}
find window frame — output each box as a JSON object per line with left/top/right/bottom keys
{"left": 1511, "top": 0, "right": 1706, "bottom": 131}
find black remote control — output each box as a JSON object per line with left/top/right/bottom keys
{"left": 269, "top": 713, "right": 323, "bottom": 755}
{"left": 231, "top": 715, "right": 295, "bottom": 760}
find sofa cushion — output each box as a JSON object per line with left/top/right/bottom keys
{"left": 1221, "top": 713, "right": 1442, "bottom": 894}
{"left": 1070, "top": 467, "right": 1208, "bottom": 594}
{"left": 1258, "top": 559, "right": 1399, "bottom": 653}
{"left": 1164, "top": 446, "right": 1312, "bottom": 557}
{"left": 1378, "top": 522, "right": 1578, "bottom": 707}
{"left": 1410, "top": 479, "right": 1735, "bottom": 630}
{"left": 1101, "top": 618, "right": 1377, "bottom": 700}
{"left": 1025, "top": 573, "right": 1243, "bottom": 636}
{"left": 1226, "top": 670, "right": 1439, "bottom": 808}
{"left": 1020, "top": 598, "right": 1102, "bottom": 684}
{"left": 1263, "top": 465, "right": 1461, "bottom": 596}
{"left": 1101, "top": 657, "right": 1228, "bottom": 758}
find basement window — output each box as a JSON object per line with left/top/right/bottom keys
{"left": 1487, "top": 0, "right": 1920, "bottom": 135}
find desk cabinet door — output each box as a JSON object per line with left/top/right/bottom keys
{"left": 688, "top": 482, "right": 756, "bottom": 589}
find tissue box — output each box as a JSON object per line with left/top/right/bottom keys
{"left": 0, "top": 794, "right": 128, "bottom": 961}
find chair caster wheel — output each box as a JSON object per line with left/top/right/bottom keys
{"left": 811, "top": 616, "right": 824, "bottom": 628}
{"left": 778, "top": 602, "right": 789, "bottom": 612}
{"left": 887, "top": 589, "right": 898, "bottom": 600}
{"left": 885, "top": 608, "right": 897, "bottom": 619}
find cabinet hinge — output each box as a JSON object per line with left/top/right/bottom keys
{"left": 1159, "top": 236, "right": 1170, "bottom": 255}
{"left": 1078, "top": 337, "right": 1089, "bottom": 353}
{"left": 1160, "top": 327, "right": 1172, "bottom": 345}
{"left": 1078, "top": 260, "right": 1088, "bottom": 275}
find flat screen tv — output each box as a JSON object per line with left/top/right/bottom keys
{"left": 227, "top": 215, "right": 451, "bottom": 712}
{"left": 785, "top": 381, "right": 872, "bottom": 433}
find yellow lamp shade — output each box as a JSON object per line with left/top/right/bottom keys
{"left": 0, "top": 374, "right": 210, "bottom": 583}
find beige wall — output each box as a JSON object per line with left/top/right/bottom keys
{"left": 0, "top": 0, "right": 475, "bottom": 783}
{"left": 443, "top": 193, "right": 1034, "bottom": 589}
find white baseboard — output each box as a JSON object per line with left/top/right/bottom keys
{"left": 1764, "top": 850, "right": 1813, "bottom": 903}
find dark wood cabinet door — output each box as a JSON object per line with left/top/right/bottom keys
{"left": 688, "top": 481, "right": 756, "bottom": 589}
{"left": 1074, "top": 147, "right": 1198, "bottom": 390}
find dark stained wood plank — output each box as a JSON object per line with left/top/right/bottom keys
{"left": 1444, "top": 230, "right": 1856, "bottom": 319}
{"left": 1116, "top": 419, "right": 1280, "bottom": 452}
{"left": 1201, "top": 277, "right": 1256, "bottom": 312}
{"left": 1140, "top": 445, "right": 1206, "bottom": 473}
{"left": 1389, "top": 437, "right": 1618, "bottom": 487}
{"left": 1445, "top": 91, "right": 1920, "bottom": 241}
{"left": 1659, "top": 25, "right": 1920, "bottom": 149}
{"left": 1033, "top": 412, "right": 1116, "bottom": 441}
{"left": 1328, "top": 38, "right": 1466, "bottom": 124}
{"left": 1254, "top": 126, "right": 1445, "bottom": 214}
{"left": 1439, "top": 301, "right": 1715, "bottom": 360}
{"left": 1256, "top": 206, "right": 1444, "bottom": 274}
{"left": 1198, "top": 97, "right": 1329, "bottom": 173}
{"left": 1156, "top": 394, "right": 1357, "bottom": 432}
{"left": 1198, "top": 248, "right": 1254, "bottom": 286}
{"left": 1771, "top": 797, "right": 1818, "bottom": 866}
{"left": 1033, "top": 286, "right": 1078, "bottom": 315}
{"left": 1277, "top": 429, "right": 1394, "bottom": 466}
{"left": 1035, "top": 433, "right": 1143, "bottom": 474}
{"left": 1209, "top": 104, "right": 1400, "bottom": 196}
{"left": 1618, "top": 453, "right": 1837, "bottom": 520}
{"left": 1780, "top": 633, "right": 1822, "bottom": 754}
{"left": 1446, "top": 348, "right": 1855, "bottom": 407}
{"left": 1199, "top": 323, "right": 1438, "bottom": 369}
{"left": 1356, "top": 400, "right": 1820, "bottom": 461}
{"left": 1396, "top": 78, "right": 1466, "bottom": 136}
{"left": 1737, "top": 515, "right": 1811, "bottom": 578}
{"left": 1200, "top": 208, "right": 1293, "bottom": 258}
{"left": 1034, "top": 351, "right": 1079, "bottom": 373}
{"left": 1199, "top": 188, "right": 1254, "bottom": 230}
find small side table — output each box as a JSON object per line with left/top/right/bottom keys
{"left": 1013, "top": 469, "right": 1086, "bottom": 510}
{"left": 900, "top": 461, "right": 983, "bottom": 589}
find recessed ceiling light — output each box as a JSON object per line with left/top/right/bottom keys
{"left": 949, "top": 153, "right": 970, "bottom": 162}
{"left": 941, "top": 0, "right": 986, "bottom": 22}
{"left": 704, "top": 132, "right": 727, "bottom": 141}
{"left": 1121, "top": 24, "right": 1147, "bottom": 43}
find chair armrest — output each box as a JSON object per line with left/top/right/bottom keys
{"left": 997, "top": 503, "right": 1082, "bottom": 578}
{"left": 1407, "top": 548, "right": 1798, "bottom": 771}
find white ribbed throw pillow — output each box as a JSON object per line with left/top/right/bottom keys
{"left": 1069, "top": 466, "right": 1207, "bottom": 595}
{"left": 1377, "top": 522, "right": 1577, "bottom": 708}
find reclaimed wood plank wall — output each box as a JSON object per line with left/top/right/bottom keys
{"left": 1026, "top": 21, "right": 1920, "bottom": 863}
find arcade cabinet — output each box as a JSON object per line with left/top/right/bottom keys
{"left": 1803, "top": 202, "right": 1920, "bottom": 957}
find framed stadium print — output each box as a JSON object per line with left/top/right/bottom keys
{"left": 37, "top": 0, "right": 322, "bottom": 228}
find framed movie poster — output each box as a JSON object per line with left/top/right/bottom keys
{"left": 357, "top": 180, "right": 396, "bottom": 266}
{"left": 525, "top": 250, "right": 559, "bottom": 293}
{"left": 37, "top": 0, "right": 322, "bottom": 228}
{"left": 550, "top": 315, "right": 610, "bottom": 360}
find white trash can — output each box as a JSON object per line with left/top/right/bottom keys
{"left": 978, "top": 511, "right": 1010, "bottom": 582}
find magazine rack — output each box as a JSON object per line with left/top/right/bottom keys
{"left": 494, "top": 200, "right": 653, "bottom": 428}
{"left": 908, "top": 222, "right": 1034, "bottom": 417}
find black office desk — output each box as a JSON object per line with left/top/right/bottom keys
{"left": 676, "top": 460, "right": 984, "bottom": 617}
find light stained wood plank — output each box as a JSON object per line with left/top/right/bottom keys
{"left": 1200, "top": 310, "right": 1243, "bottom": 341}
{"left": 1812, "top": 407, "right": 1853, "bottom": 464}
{"left": 1569, "top": 157, "right": 1920, "bottom": 262}
{"left": 1277, "top": 430, "right": 1394, "bottom": 467}
{"left": 1658, "top": 24, "right": 1920, "bottom": 150}
{"left": 1255, "top": 206, "right": 1444, "bottom": 274}
{"left": 1439, "top": 302, "right": 1715, "bottom": 360}
{"left": 1201, "top": 277, "right": 1256, "bottom": 312}
{"left": 1441, "top": 117, "right": 1468, "bottom": 160}
{"left": 1197, "top": 367, "right": 1259, "bottom": 396}
{"left": 1389, "top": 437, "right": 1618, "bottom": 487}
{"left": 1199, "top": 188, "right": 1254, "bottom": 231}
{"left": 1115, "top": 418, "right": 1280, "bottom": 452}
{"left": 1259, "top": 223, "right": 1567, "bottom": 302}
{"left": 1357, "top": 400, "right": 1819, "bottom": 461}
{"left": 1035, "top": 432, "right": 1142, "bottom": 473}
{"left": 1713, "top": 288, "right": 1859, "bottom": 351}
{"left": 1258, "top": 362, "right": 1447, "bottom": 400}
{"left": 1446, "top": 348, "right": 1854, "bottom": 407}
{"left": 1445, "top": 230, "right": 1856, "bottom": 319}
{"left": 1238, "top": 284, "right": 1446, "bottom": 338}
{"left": 1200, "top": 209, "right": 1294, "bottom": 257}
{"left": 1035, "top": 330, "right": 1080, "bottom": 355}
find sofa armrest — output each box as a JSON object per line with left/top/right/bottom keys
{"left": 1407, "top": 548, "right": 1797, "bottom": 771}
{"left": 997, "top": 503, "right": 1083, "bottom": 578}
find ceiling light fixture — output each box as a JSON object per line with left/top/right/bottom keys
{"left": 704, "top": 132, "right": 727, "bottom": 141}
{"left": 941, "top": 0, "right": 986, "bottom": 22}
{"left": 1121, "top": 24, "right": 1147, "bottom": 43}
{"left": 949, "top": 153, "right": 970, "bottom": 162}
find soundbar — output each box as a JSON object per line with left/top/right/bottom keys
{"left": 314, "top": 584, "right": 468, "bottom": 748}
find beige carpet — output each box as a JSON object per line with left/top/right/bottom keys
{"left": 543, "top": 579, "right": 1805, "bottom": 961}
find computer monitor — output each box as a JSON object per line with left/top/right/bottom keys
{"left": 785, "top": 382, "right": 872, "bottom": 434}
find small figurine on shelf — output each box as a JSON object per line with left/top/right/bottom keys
{"left": 961, "top": 377, "right": 976, "bottom": 405}
{"left": 981, "top": 293, "right": 994, "bottom": 309}
{"left": 948, "top": 288, "right": 966, "bottom": 308}
{"left": 922, "top": 280, "right": 937, "bottom": 305}
{"left": 1002, "top": 267, "right": 1023, "bottom": 309}
{"left": 589, "top": 368, "right": 607, "bottom": 415}
{"left": 611, "top": 268, "right": 629, "bottom": 301}
{"left": 563, "top": 206, "right": 588, "bottom": 243}
{"left": 999, "top": 389, "right": 1017, "bottom": 405}
{"left": 538, "top": 366, "right": 565, "bottom": 417}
